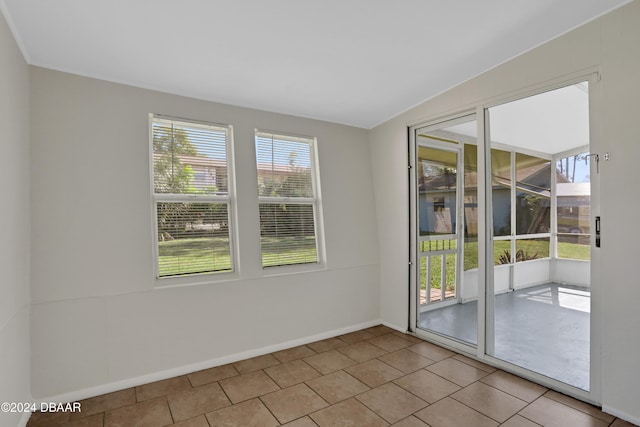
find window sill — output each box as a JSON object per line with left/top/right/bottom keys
{"left": 154, "top": 270, "right": 239, "bottom": 289}
{"left": 260, "top": 262, "right": 327, "bottom": 278}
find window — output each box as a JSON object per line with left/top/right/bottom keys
{"left": 151, "top": 116, "right": 234, "bottom": 278}
{"left": 490, "top": 148, "right": 552, "bottom": 264}
{"left": 255, "top": 131, "right": 322, "bottom": 268}
{"left": 556, "top": 151, "right": 591, "bottom": 260}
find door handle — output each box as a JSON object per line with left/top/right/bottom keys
{"left": 595, "top": 216, "right": 601, "bottom": 248}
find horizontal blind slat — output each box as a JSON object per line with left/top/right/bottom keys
{"left": 156, "top": 202, "right": 232, "bottom": 277}
{"left": 152, "top": 116, "right": 234, "bottom": 278}
{"left": 152, "top": 119, "right": 229, "bottom": 196}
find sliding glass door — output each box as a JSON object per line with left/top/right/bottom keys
{"left": 486, "top": 82, "right": 592, "bottom": 391}
{"left": 410, "top": 79, "right": 596, "bottom": 397}
{"left": 410, "top": 115, "right": 478, "bottom": 347}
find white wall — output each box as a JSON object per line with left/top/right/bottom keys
{"left": 553, "top": 259, "right": 590, "bottom": 286}
{"left": 371, "top": 1, "right": 640, "bottom": 423}
{"left": 514, "top": 259, "right": 551, "bottom": 290}
{"left": 29, "top": 68, "right": 380, "bottom": 398}
{"left": 0, "top": 10, "right": 31, "bottom": 427}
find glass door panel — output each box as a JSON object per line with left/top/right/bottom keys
{"left": 486, "top": 82, "right": 591, "bottom": 391}
{"left": 414, "top": 117, "right": 478, "bottom": 346}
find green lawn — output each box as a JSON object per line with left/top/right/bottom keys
{"left": 463, "top": 240, "right": 589, "bottom": 270}
{"left": 160, "top": 236, "right": 590, "bottom": 279}
{"left": 158, "top": 237, "right": 232, "bottom": 276}
{"left": 558, "top": 241, "right": 590, "bottom": 260}
{"left": 158, "top": 235, "right": 318, "bottom": 276}
{"left": 261, "top": 236, "right": 318, "bottom": 267}
{"left": 419, "top": 254, "right": 456, "bottom": 291}
{"left": 421, "top": 240, "right": 590, "bottom": 291}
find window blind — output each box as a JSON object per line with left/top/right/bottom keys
{"left": 255, "top": 131, "right": 320, "bottom": 267}
{"left": 152, "top": 117, "right": 233, "bottom": 278}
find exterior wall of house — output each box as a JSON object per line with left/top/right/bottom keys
{"left": 0, "top": 10, "right": 31, "bottom": 427}
{"left": 29, "top": 68, "right": 380, "bottom": 399}
{"left": 370, "top": 1, "right": 640, "bottom": 422}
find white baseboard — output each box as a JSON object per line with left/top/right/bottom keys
{"left": 33, "top": 319, "right": 382, "bottom": 405}
{"left": 602, "top": 404, "right": 640, "bottom": 426}
{"left": 17, "top": 411, "right": 30, "bottom": 427}
{"left": 381, "top": 320, "right": 406, "bottom": 333}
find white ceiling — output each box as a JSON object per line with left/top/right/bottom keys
{"left": 488, "top": 83, "right": 590, "bottom": 155}
{"left": 0, "top": 0, "right": 629, "bottom": 129}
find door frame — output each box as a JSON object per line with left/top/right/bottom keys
{"left": 408, "top": 112, "right": 477, "bottom": 355}
{"left": 407, "top": 70, "right": 602, "bottom": 405}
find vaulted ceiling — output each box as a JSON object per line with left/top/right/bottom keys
{"left": 0, "top": 0, "right": 630, "bottom": 128}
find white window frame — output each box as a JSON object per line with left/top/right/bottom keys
{"left": 150, "top": 114, "right": 237, "bottom": 285}
{"left": 255, "top": 129, "right": 325, "bottom": 272}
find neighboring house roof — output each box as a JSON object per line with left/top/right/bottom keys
{"left": 171, "top": 154, "right": 227, "bottom": 169}
{"left": 420, "top": 163, "right": 567, "bottom": 198}
{"left": 154, "top": 153, "right": 308, "bottom": 175}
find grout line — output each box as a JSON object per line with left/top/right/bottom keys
{"left": 465, "top": 376, "right": 532, "bottom": 405}
{"left": 256, "top": 391, "right": 284, "bottom": 426}
{"left": 43, "top": 327, "right": 620, "bottom": 427}
{"left": 501, "top": 413, "right": 544, "bottom": 426}
{"left": 163, "top": 394, "right": 176, "bottom": 425}
{"left": 447, "top": 393, "right": 506, "bottom": 425}
{"left": 216, "top": 379, "right": 234, "bottom": 409}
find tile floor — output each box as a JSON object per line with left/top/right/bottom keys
{"left": 27, "top": 325, "right": 637, "bottom": 427}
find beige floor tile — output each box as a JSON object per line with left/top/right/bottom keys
{"left": 306, "top": 337, "right": 347, "bottom": 353}
{"left": 260, "top": 383, "right": 329, "bottom": 424}
{"left": 273, "top": 345, "right": 317, "bottom": 363}
{"left": 205, "top": 398, "right": 279, "bottom": 427}
{"left": 406, "top": 342, "right": 455, "bottom": 361}
{"left": 310, "top": 398, "right": 388, "bottom": 427}
{"left": 304, "top": 349, "right": 357, "bottom": 374}
{"left": 187, "top": 364, "right": 238, "bottom": 387}
{"left": 26, "top": 410, "right": 71, "bottom": 427}
{"left": 31, "top": 413, "right": 104, "bottom": 427}
{"left": 378, "top": 349, "right": 435, "bottom": 374}
{"left": 394, "top": 370, "right": 460, "bottom": 403}
{"left": 105, "top": 396, "right": 172, "bottom": 427}
{"left": 451, "top": 354, "right": 496, "bottom": 373}
{"left": 345, "top": 358, "right": 404, "bottom": 388}
{"left": 41, "top": 326, "right": 621, "bottom": 427}
{"left": 366, "top": 325, "right": 396, "bottom": 337}
{"left": 415, "top": 397, "right": 498, "bottom": 427}
{"left": 356, "top": 382, "right": 428, "bottom": 424}
{"left": 68, "top": 413, "right": 104, "bottom": 427}
{"left": 392, "top": 332, "right": 424, "bottom": 344}
{"left": 135, "top": 375, "right": 192, "bottom": 402}
{"left": 168, "top": 381, "right": 231, "bottom": 421}
{"left": 368, "top": 333, "right": 414, "bottom": 352}
{"left": 280, "top": 416, "right": 318, "bottom": 426}
{"left": 500, "top": 414, "right": 541, "bottom": 427}
{"left": 170, "top": 415, "right": 209, "bottom": 427}
{"left": 480, "top": 370, "right": 547, "bottom": 403}
{"left": 426, "top": 358, "right": 489, "bottom": 386}
{"left": 306, "top": 370, "right": 369, "bottom": 404}
{"left": 339, "top": 330, "right": 376, "bottom": 344}
{"left": 337, "top": 341, "right": 388, "bottom": 362}
{"left": 451, "top": 381, "right": 527, "bottom": 423}
{"left": 544, "top": 390, "right": 615, "bottom": 423}
{"left": 71, "top": 388, "right": 136, "bottom": 418}
{"left": 519, "top": 396, "right": 609, "bottom": 427}
{"left": 265, "top": 359, "right": 322, "bottom": 388}
{"left": 233, "top": 353, "right": 280, "bottom": 374}
{"left": 391, "top": 415, "right": 429, "bottom": 426}
{"left": 219, "top": 370, "right": 280, "bottom": 404}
